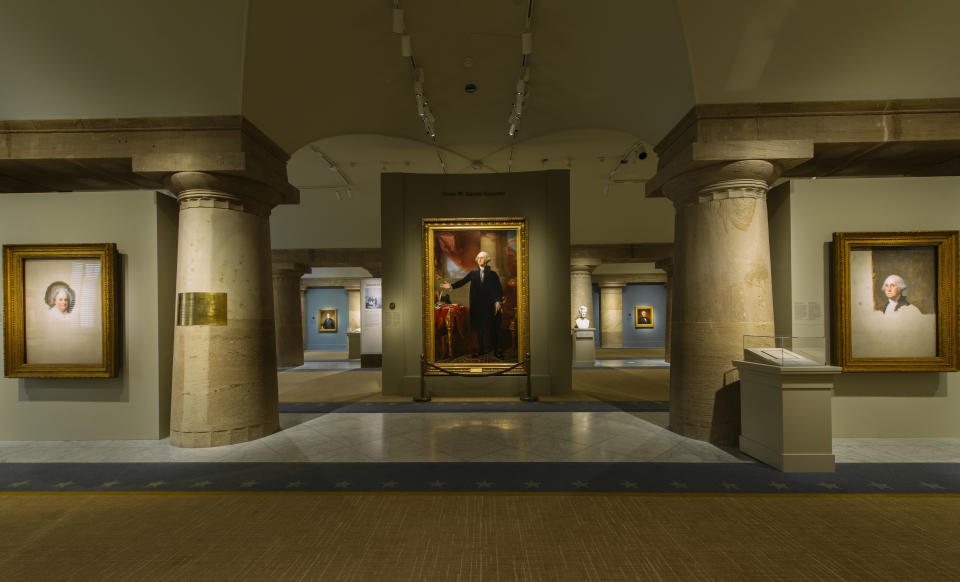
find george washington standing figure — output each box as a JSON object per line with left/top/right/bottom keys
{"left": 441, "top": 250, "right": 504, "bottom": 359}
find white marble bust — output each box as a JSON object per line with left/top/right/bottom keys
{"left": 574, "top": 305, "right": 591, "bottom": 329}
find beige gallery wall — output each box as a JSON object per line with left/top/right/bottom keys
{"left": 783, "top": 176, "right": 960, "bottom": 437}
{"left": 0, "top": 191, "right": 177, "bottom": 440}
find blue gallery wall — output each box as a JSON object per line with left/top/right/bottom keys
{"left": 305, "top": 287, "right": 349, "bottom": 351}
{"left": 621, "top": 283, "right": 667, "bottom": 348}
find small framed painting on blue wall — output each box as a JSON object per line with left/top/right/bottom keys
{"left": 318, "top": 309, "right": 338, "bottom": 332}
{"left": 635, "top": 306, "right": 654, "bottom": 328}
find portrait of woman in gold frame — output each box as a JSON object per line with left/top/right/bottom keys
{"left": 422, "top": 218, "right": 529, "bottom": 376}
{"left": 832, "top": 231, "right": 958, "bottom": 372}
{"left": 3, "top": 243, "right": 119, "bottom": 378}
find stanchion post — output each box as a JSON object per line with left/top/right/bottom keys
{"left": 520, "top": 352, "right": 538, "bottom": 402}
{"left": 414, "top": 353, "right": 432, "bottom": 402}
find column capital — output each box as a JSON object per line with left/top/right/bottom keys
{"left": 570, "top": 263, "right": 597, "bottom": 274}
{"left": 598, "top": 281, "right": 626, "bottom": 289}
{"left": 166, "top": 171, "right": 286, "bottom": 217}
{"left": 661, "top": 160, "right": 780, "bottom": 206}
{"left": 654, "top": 257, "right": 674, "bottom": 275}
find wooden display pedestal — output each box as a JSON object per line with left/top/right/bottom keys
{"left": 572, "top": 328, "right": 596, "bottom": 366}
{"left": 733, "top": 360, "right": 841, "bottom": 473}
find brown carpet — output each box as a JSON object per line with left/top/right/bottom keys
{"left": 1, "top": 494, "right": 957, "bottom": 581}
{"left": 278, "top": 368, "right": 669, "bottom": 403}
{"left": 596, "top": 347, "right": 665, "bottom": 359}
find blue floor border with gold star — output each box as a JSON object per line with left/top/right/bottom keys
{"left": 2, "top": 462, "right": 958, "bottom": 494}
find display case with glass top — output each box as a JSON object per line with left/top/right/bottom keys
{"left": 742, "top": 335, "right": 825, "bottom": 367}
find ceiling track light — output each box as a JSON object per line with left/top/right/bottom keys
{"left": 392, "top": 8, "right": 405, "bottom": 33}
{"left": 394, "top": 3, "right": 438, "bottom": 141}
{"left": 506, "top": 0, "right": 535, "bottom": 139}
{"left": 305, "top": 147, "right": 353, "bottom": 195}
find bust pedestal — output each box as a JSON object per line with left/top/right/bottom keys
{"left": 572, "top": 327, "right": 596, "bottom": 366}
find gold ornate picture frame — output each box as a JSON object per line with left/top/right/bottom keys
{"left": 635, "top": 306, "right": 654, "bottom": 328}
{"left": 422, "top": 218, "right": 529, "bottom": 375}
{"left": 318, "top": 308, "right": 338, "bottom": 333}
{"left": 3, "top": 243, "right": 119, "bottom": 378}
{"left": 832, "top": 231, "right": 958, "bottom": 372}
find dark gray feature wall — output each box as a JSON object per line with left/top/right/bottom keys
{"left": 380, "top": 171, "right": 572, "bottom": 397}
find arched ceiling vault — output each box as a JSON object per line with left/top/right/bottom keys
{"left": 241, "top": 0, "right": 696, "bottom": 155}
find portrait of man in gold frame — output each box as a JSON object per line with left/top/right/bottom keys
{"left": 3, "top": 243, "right": 119, "bottom": 378}
{"left": 635, "top": 306, "right": 654, "bottom": 328}
{"left": 832, "top": 231, "right": 958, "bottom": 372}
{"left": 318, "top": 308, "right": 338, "bottom": 333}
{"left": 422, "top": 218, "right": 529, "bottom": 376}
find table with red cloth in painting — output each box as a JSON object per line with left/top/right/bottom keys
{"left": 434, "top": 303, "right": 470, "bottom": 359}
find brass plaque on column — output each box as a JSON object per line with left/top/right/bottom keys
{"left": 177, "top": 292, "right": 228, "bottom": 326}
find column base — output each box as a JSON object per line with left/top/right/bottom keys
{"left": 171, "top": 422, "right": 279, "bottom": 448}
{"left": 668, "top": 420, "right": 712, "bottom": 442}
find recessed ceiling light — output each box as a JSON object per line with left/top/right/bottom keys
{"left": 465, "top": 83, "right": 477, "bottom": 94}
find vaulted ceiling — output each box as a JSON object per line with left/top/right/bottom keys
{"left": 2, "top": 0, "right": 958, "bottom": 245}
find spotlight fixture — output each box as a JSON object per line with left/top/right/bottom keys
{"left": 521, "top": 32, "right": 533, "bottom": 55}
{"left": 506, "top": 0, "right": 535, "bottom": 138}
{"left": 392, "top": 8, "right": 405, "bottom": 33}
{"left": 394, "top": 4, "right": 438, "bottom": 140}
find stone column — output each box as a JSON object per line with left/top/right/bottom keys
{"left": 346, "top": 282, "right": 361, "bottom": 331}
{"left": 300, "top": 287, "right": 307, "bottom": 346}
{"left": 599, "top": 282, "right": 625, "bottom": 348}
{"left": 664, "top": 160, "right": 779, "bottom": 443}
{"left": 655, "top": 257, "right": 674, "bottom": 363}
{"left": 570, "top": 264, "right": 596, "bottom": 326}
{"left": 273, "top": 263, "right": 311, "bottom": 368}
{"left": 167, "top": 172, "right": 282, "bottom": 448}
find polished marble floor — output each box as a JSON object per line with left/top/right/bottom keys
{"left": 284, "top": 357, "right": 668, "bottom": 371}
{"left": 1, "top": 409, "right": 958, "bottom": 465}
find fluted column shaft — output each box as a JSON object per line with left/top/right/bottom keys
{"left": 273, "top": 263, "right": 311, "bottom": 368}
{"left": 167, "top": 172, "right": 281, "bottom": 448}
{"left": 666, "top": 160, "right": 778, "bottom": 442}
{"left": 570, "top": 264, "right": 596, "bottom": 326}
{"left": 599, "top": 282, "right": 625, "bottom": 348}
